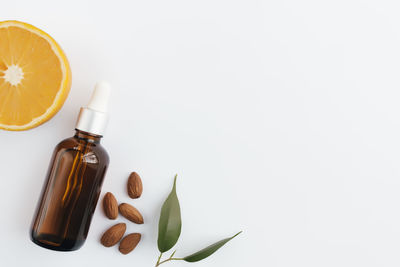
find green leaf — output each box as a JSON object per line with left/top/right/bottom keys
{"left": 183, "top": 231, "right": 242, "bottom": 262}
{"left": 157, "top": 175, "right": 182, "bottom": 252}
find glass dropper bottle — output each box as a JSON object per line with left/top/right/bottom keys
{"left": 31, "top": 82, "right": 111, "bottom": 251}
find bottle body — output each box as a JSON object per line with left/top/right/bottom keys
{"left": 30, "top": 130, "right": 109, "bottom": 251}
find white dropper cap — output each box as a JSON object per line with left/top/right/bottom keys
{"left": 75, "top": 82, "right": 111, "bottom": 136}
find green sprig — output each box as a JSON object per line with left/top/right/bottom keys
{"left": 155, "top": 175, "right": 241, "bottom": 266}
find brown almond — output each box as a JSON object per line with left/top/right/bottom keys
{"left": 128, "top": 172, "right": 143, "bottom": 199}
{"left": 119, "top": 203, "right": 144, "bottom": 224}
{"left": 119, "top": 233, "right": 141, "bottom": 254}
{"left": 100, "top": 223, "right": 126, "bottom": 247}
{"left": 103, "top": 192, "right": 118, "bottom": 219}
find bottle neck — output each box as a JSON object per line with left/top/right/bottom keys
{"left": 74, "top": 129, "right": 102, "bottom": 144}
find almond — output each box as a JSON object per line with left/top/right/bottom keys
{"left": 119, "top": 233, "right": 141, "bottom": 254}
{"left": 119, "top": 203, "right": 144, "bottom": 224}
{"left": 128, "top": 172, "right": 143, "bottom": 199}
{"left": 103, "top": 192, "right": 118, "bottom": 219}
{"left": 100, "top": 223, "right": 126, "bottom": 247}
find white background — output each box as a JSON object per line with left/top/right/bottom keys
{"left": 1, "top": 0, "right": 400, "bottom": 266}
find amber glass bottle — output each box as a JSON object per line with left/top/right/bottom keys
{"left": 30, "top": 82, "right": 111, "bottom": 251}
{"left": 31, "top": 130, "right": 109, "bottom": 251}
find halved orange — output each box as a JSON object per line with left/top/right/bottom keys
{"left": 0, "top": 20, "right": 71, "bottom": 130}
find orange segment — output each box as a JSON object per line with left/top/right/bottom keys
{"left": 0, "top": 20, "right": 71, "bottom": 130}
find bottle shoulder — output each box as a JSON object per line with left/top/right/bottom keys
{"left": 55, "top": 136, "right": 78, "bottom": 148}
{"left": 54, "top": 136, "right": 109, "bottom": 165}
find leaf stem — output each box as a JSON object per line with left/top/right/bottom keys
{"left": 155, "top": 252, "right": 163, "bottom": 267}
{"left": 155, "top": 251, "right": 183, "bottom": 266}
{"left": 156, "top": 258, "right": 183, "bottom": 266}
